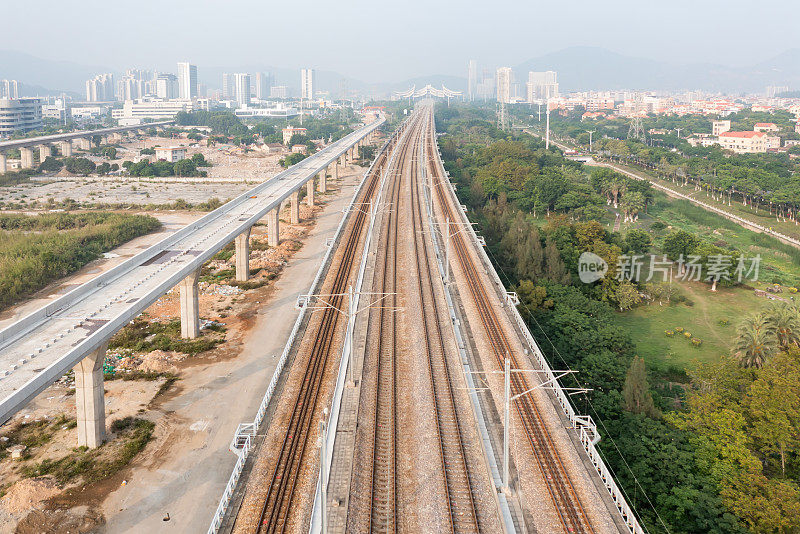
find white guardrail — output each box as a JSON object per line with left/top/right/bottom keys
{"left": 433, "top": 144, "right": 645, "bottom": 534}
{"left": 207, "top": 122, "right": 399, "bottom": 534}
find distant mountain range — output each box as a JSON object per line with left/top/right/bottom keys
{"left": 0, "top": 47, "right": 797, "bottom": 98}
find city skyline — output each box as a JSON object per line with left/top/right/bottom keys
{"left": 2, "top": 0, "right": 797, "bottom": 84}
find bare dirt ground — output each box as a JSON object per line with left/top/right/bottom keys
{"left": 0, "top": 134, "right": 287, "bottom": 206}
{"left": 0, "top": 159, "right": 371, "bottom": 533}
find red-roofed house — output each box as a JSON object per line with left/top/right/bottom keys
{"left": 718, "top": 131, "right": 780, "bottom": 153}
{"left": 581, "top": 111, "right": 606, "bottom": 120}
{"left": 754, "top": 122, "right": 779, "bottom": 132}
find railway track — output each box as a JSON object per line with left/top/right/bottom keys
{"left": 363, "top": 115, "right": 419, "bottom": 533}
{"left": 409, "top": 115, "right": 481, "bottom": 533}
{"left": 248, "top": 135, "right": 392, "bottom": 534}
{"left": 423, "top": 105, "right": 595, "bottom": 534}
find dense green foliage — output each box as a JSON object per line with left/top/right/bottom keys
{"left": 121, "top": 153, "right": 209, "bottom": 178}
{"left": 0, "top": 212, "right": 160, "bottom": 309}
{"left": 437, "top": 105, "right": 748, "bottom": 533}
{"left": 544, "top": 109, "right": 800, "bottom": 216}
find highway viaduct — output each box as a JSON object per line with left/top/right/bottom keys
{"left": 0, "top": 117, "right": 384, "bottom": 449}
{"left": 0, "top": 120, "right": 174, "bottom": 173}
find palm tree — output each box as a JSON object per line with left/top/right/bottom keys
{"left": 620, "top": 191, "right": 645, "bottom": 222}
{"left": 765, "top": 303, "right": 800, "bottom": 348}
{"left": 734, "top": 313, "right": 778, "bottom": 368}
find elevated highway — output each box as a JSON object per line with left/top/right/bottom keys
{"left": 0, "top": 117, "right": 384, "bottom": 448}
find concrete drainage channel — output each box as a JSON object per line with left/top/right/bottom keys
{"left": 206, "top": 130, "right": 395, "bottom": 534}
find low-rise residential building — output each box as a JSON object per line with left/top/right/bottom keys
{"left": 282, "top": 126, "right": 307, "bottom": 144}
{"left": 154, "top": 146, "right": 187, "bottom": 162}
{"left": 712, "top": 120, "right": 731, "bottom": 135}
{"left": 717, "top": 131, "right": 780, "bottom": 153}
{"left": 687, "top": 133, "right": 719, "bottom": 148}
{"left": 754, "top": 122, "right": 779, "bottom": 132}
{"left": 0, "top": 97, "right": 42, "bottom": 136}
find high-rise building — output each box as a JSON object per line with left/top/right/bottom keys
{"left": 526, "top": 71, "right": 559, "bottom": 102}
{"left": 222, "top": 73, "right": 235, "bottom": 99}
{"left": 255, "top": 72, "right": 273, "bottom": 100}
{"left": 0, "top": 97, "right": 43, "bottom": 135}
{"left": 156, "top": 74, "right": 178, "bottom": 99}
{"left": 0, "top": 80, "right": 19, "bottom": 99}
{"left": 177, "top": 62, "right": 198, "bottom": 99}
{"left": 301, "top": 68, "right": 314, "bottom": 100}
{"left": 496, "top": 67, "right": 513, "bottom": 104}
{"left": 85, "top": 73, "right": 114, "bottom": 102}
{"left": 271, "top": 85, "right": 288, "bottom": 99}
{"left": 468, "top": 60, "right": 478, "bottom": 101}
{"left": 233, "top": 73, "right": 251, "bottom": 107}
{"left": 766, "top": 85, "right": 790, "bottom": 98}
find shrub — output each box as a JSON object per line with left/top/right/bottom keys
{"left": 684, "top": 331, "right": 692, "bottom": 339}
{"left": 665, "top": 330, "right": 674, "bottom": 337}
{"left": 691, "top": 338, "right": 703, "bottom": 347}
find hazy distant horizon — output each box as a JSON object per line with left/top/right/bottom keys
{"left": 4, "top": 0, "right": 797, "bottom": 84}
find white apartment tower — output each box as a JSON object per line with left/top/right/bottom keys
{"left": 85, "top": 73, "right": 114, "bottom": 102}
{"left": 496, "top": 67, "right": 513, "bottom": 104}
{"left": 1, "top": 80, "right": 19, "bottom": 99}
{"left": 255, "top": 72, "right": 273, "bottom": 100}
{"left": 526, "top": 71, "right": 559, "bottom": 102}
{"left": 468, "top": 60, "right": 478, "bottom": 101}
{"left": 177, "top": 62, "right": 198, "bottom": 99}
{"left": 233, "top": 73, "right": 251, "bottom": 107}
{"left": 301, "top": 68, "right": 315, "bottom": 100}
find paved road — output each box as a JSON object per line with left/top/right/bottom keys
{"left": 99, "top": 167, "right": 367, "bottom": 533}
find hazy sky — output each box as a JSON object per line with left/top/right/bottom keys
{"left": 4, "top": 0, "right": 797, "bottom": 82}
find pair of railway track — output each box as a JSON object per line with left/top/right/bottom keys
{"left": 354, "top": 111, "right": 482, "bottom": 534}
{"left": 248, "top": 135, "right": 392, "bottom": 534}
{"left": 422, "top": 106, "right": 595, "bottom": 533}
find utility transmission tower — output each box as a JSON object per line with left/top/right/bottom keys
{"left": 497, "top": 101, "right": 508, "bottom": 131}
{"left": 627, "top": 116, "right": 646, "bottom": 141}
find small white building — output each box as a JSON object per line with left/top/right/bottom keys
{"left": 155, "top": 146, "right": 187, "bottom": 162}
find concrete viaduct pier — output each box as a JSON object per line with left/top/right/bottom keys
{"left": 0, "top": 120, "right": 174, "bottom": 172}
{"left": 0, "top": 118, "right": 384, "bottom": 448}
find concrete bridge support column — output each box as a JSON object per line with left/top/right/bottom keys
{"left": 179, "top": 268, "right": 201, "bottom": 339}
{"left": 306, "top": 178, "right": 315, "bottom": 206}
{"left": 60, "top": 140, "right": 73, "bottom": 157}
{"left": 39, "top": 145, "right": 51, "bottom": 161}
{"left": 318, "top": 170, "right": 327, "bottom": 193}
{"left": 267, "top": 208, "right": 280, "bottom": 247}
{"left": 80, "top": 138, "right": 92, "bottom": 150}
{"left": 20, "top": 148, "right": 34, "bottom": 169}
{"left": 73, "top": 343, "right": 108, "bottom": 448}
{"left": 0, "top": 153, "right": 6, "bottom": 174}
{"left": 100, "top": 135, "right": 109, "bottom": 146}
{"left": 290, "top": 190, "right": 300, "bottom": 224}
{"left": 235, "top": 227, "right": 252, "bottom": 282}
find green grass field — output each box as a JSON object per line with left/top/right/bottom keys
{"left": 616, "top": 282, "right": 789, "bottom": 375}
{"left": 623, "top": 191, "right": 800, "bottom": 288}
{"left": 610, "top": 161, "right": 800, "bottom": 243}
